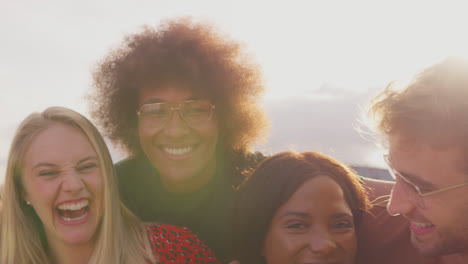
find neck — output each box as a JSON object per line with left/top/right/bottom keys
{"left": 438, "top": 251, "right": 468, "bottom": 264}
{"left": 161, "top": 158, "right": 217, "bottom": 193}
{"left": 458, "top": 252, "right": 468, "bottom": 262}
{"left": 48, "top": 239, "right": 95, "bottom": 264}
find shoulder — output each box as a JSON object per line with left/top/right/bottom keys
{"left": 145, "top": 224, "right": 220, "bottom": 263}
{"left": 115, "top": 155, "right": 145, "bottom": 173}
{"left": 115, "top": 155, "right": 156, "bottom": 206}
{"left": 437, "top": 254, "right": 467, "bottom": 264}
{"left": 145, "top": 223, "right": 193, "bottom": 238}
{"left": 115, "top": 155, "right": 154, "bottom": 182}
{"left": 358, "top": 177, "right": 403, "bottom": 248}
{"left": 145, "top": 224, "right": 208, "bottom": 245}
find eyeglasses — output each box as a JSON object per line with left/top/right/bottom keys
{"left": 384, "top": 154, "right": 468, "bottom": 209}
{"left": 137, "top": 100, "right": 215, "bottom": 130}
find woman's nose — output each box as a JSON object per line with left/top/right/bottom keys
{"left": 62, "top": 172, "right": 85, "bottom": 193}
{"left": 308, "top": 231, "right": 337, "bottom": 255}
{"left": 160, "top": 110, "right": 190, "bottom": 137}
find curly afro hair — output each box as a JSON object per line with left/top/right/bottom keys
{"left": 89, "top": 17, "right": 268, "bottom": 161}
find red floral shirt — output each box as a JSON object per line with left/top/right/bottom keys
{"left": 146, "top": 224, "right": 220, "bottom": 264}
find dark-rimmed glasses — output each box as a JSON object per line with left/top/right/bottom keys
{"left": 137, "top": 100, "right": 215, "bottom": 130}
{"left": 384, "top": 154, "right": 468, "bottom": 209}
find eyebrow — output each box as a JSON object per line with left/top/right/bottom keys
{"left": 387, "top": 156, "right": 438, "bottom": 189}
{"left": 77, "top": 156, "right": 98, "bottom": 164}
{"left": 141, "top": 97, "right": 199, "bottom": 105}
{"left": 396, "top": 169, "right": 438, "bottom": 189}
{"left": 331, "top": 212, "right": 353, "bottom": 219}
{"left": 32, "top": 162, "right": 58, "bottom": 170}
{"left": 31, "top": 156, "right": 98, "bottom": 170}
{"left": 280, "top": 211, "right": 309, "bottom": 219}
{"left": 280, "top": 211, "right": 353, "bottom": 219}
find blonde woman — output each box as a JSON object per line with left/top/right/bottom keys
{"left": 0, "top": 106, "right": 219, "bottom": 264}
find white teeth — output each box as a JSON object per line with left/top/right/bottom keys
{"left": 60, "top": 212, "right": 88, "bottom": 222}
{"left": 57, "top": 200, "right": 89, "bottom": 211}
{"left": 413, "top": 222, "right": 433, "bottom": 228}
{"left": 163, "top": 146, "right": 193, "bottom": 155}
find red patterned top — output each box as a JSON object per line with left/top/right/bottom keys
{"left": 145, "top": 224, "right": 221, "bottom": 264}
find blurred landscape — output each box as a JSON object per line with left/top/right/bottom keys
{"left": 0, "top": 82, "right": 390, "bottom": 184}
{"left": 3, "top": 0, "right": 466, "bottom": 184}
{"left": 353, "top": 166, "right": 391, "bottom": 181}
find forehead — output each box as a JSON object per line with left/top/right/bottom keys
{"left": 23, "top": 123, "right": 96, "bottom": 166}
{"left": 138, "top": 84, "right": 206, "bottom": 105}
{"left": 278, "top": 176, "right": 352, "bottom": 216}
{"left": 389, "top": 142, "right": 468, "bottom": 183}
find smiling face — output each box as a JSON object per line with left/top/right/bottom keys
{"left": 263, "top": 176, "right": 357, "bottom": 264}
{"left": 386, "top": 142, "right": 468, "bottom": 256}
{"left": 137, "top": 84, "right": 219, "bottom": 193}
{"left": 21, "top": 122, "right": 103, "bottom": 248}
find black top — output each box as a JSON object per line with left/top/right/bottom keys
{"left": 115, "top": 155, "right": 239, "bottom": 263}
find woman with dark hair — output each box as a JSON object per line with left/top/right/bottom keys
{"left": 233, "top": 151, "right": 370, "bottom": 264}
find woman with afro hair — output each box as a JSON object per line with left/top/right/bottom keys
{"left": 88, "top": 17, "right": 268, "bottom": 262}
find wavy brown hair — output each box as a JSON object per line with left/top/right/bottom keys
{"left": 89, "top": 17, "right": 268, "bottom": 162}
{"left": 232, "top": 151, "right": 370, "bottom": 264}
{"left": 369, "top": 57, "right": 468, "bottom": 151}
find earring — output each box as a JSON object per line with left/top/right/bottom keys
{"left": 25, "top": 201, "right": 31, "bottom": 205}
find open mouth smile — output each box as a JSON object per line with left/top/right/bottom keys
{"left": 57, "top": 199, "right": 89, "bottom": 222}
{"left": 410, "top": 221, "right": 436, "bottom": 236}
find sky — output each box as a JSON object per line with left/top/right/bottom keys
{"left": 2, "top": 0, "right": 468, "bottom": 183}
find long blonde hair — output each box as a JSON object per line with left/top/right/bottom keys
{"left": 1, "top": 107, "right": 153, "bottom": 263}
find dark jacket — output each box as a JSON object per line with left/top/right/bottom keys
{"left": 115, "top": 153, "right": 265, "bottom": 263}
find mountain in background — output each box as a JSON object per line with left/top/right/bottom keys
{"left": 262, "top": 84, "right": 384, "bottom": 168}
{"left": 352, "top": 165, "right": 392, "bottom": 181}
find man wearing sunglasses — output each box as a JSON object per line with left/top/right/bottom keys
{"left": 88, "top": 18, "right": 268, "bottom": 262}
{"left": 369, "top": 57, "right": 468, "bottom": 263}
